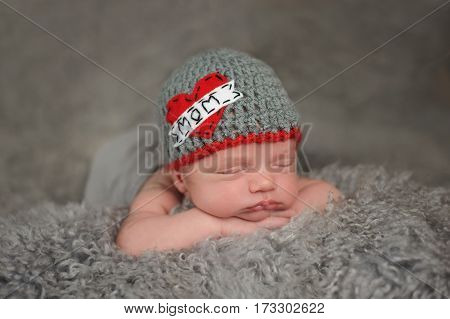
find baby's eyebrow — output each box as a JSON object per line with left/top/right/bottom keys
{"left": 222, "top": 152, "right": 293, "bottom": 163}
{"left": 223, "top": 155, "right": 248, "bottom": 165}
{"left": 217, "top": 150, "right": 294, "bottom": 167}
{"left": 215, "top": 155, "right": 249, "bottom": 170}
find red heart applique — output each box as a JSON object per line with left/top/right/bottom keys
{"left": 166, "top": 72, "right": 229, "bottom": 139}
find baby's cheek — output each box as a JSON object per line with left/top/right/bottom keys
{"left": 189, "top": 183, "right": 241, "bottom": 218}
{"left": 277, "top": 175, "right": 301, "bottom": 204}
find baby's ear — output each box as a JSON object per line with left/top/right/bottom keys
{"left": 170, "top": 169, "right": 188, "bottom": 194}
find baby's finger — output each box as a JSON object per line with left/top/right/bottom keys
{"left": 269, "top": 208, "right": 296, "bottom": 218}
{"left": 221, "top": 217, "right": 261, "bottom": 236}
{"left": 256, "top": 216, "right": 290, "bottom": 229}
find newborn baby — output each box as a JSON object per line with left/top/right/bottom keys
{"left": 116, "top": 139, "right": 342, "bottom": 255}
{"left": 115, "top": 48, "right": 343, "bottom": 256}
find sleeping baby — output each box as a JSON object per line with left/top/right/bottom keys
{"left": 115, "top": 48, "right": 343, "bottom": 256}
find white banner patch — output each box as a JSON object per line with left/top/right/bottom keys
{"left": 168, "top": 80, "right": 243, "bottom": 147}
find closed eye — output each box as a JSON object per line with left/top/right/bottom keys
{"left": 216, "top": 167, "right": 245, "bottom": 174}
{"left": 273, "top": 160, "right": 294, "bottom": 167}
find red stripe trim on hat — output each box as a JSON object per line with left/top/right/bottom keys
{"left": 165, "top": 126, "right": 302, "bottom": 171}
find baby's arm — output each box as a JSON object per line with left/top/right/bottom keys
{"left": 297, "top": 177, "right": 343, "bottom": 210}
{"left": 115, "top": 168, "right": 221, "bottom": 255}
{"left": 271, "top": 177, "right": 343, "bottom": 219}
{"left": 116, "top": 168, "right": 290, "bottom": 255}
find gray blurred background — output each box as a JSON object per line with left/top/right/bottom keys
{"left": 1, "top": 0, "right": 449, "bottom": 211}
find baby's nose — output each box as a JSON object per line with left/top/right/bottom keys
{"left": 248, "top": 171, "right": 276, "bottom": 193}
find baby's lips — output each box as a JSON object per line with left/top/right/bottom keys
{"left": 265, "top": 203, "right": 285, "bottom": 210}
{"left": 249, "top": 204, "right": 284, "bottom": 212}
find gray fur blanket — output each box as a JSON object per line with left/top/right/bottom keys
{"left": 1, "top": 164, "right": 449, "bottom": 298}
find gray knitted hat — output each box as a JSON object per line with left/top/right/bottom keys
{"left": 157, "top": 48, "right": 301, "bottom": 170}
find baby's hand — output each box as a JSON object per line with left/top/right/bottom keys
{"left": 219, "top": 215, "right": 290, "bottom": 237}
{"left": 187, "top": 206, "right": 290, "bottom": 237}
{"left": 271, "top": 180, "right": 344, "bottom": 219}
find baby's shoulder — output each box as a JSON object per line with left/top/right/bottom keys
{"left": 169, "top": 195, "right": 196, "bottom": 215}
{"left": 297, "top": 176, "right": 343, "bottom": 202}
{"left": 297, "top": 176, "right": 323, "bottom": 190}
{"left": 130, "top": 167, "right": 183, "bottom": 215}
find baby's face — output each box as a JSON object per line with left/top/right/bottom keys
{"left": 173, "top": 139, "right": 300, "bottom": 221}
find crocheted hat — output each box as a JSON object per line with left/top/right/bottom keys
{"left": 157, "top": 48, "right": 302, "bottom": 171}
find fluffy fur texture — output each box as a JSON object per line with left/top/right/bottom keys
{"left": 1, "top": 163, "right": 448, "bottom": 298}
